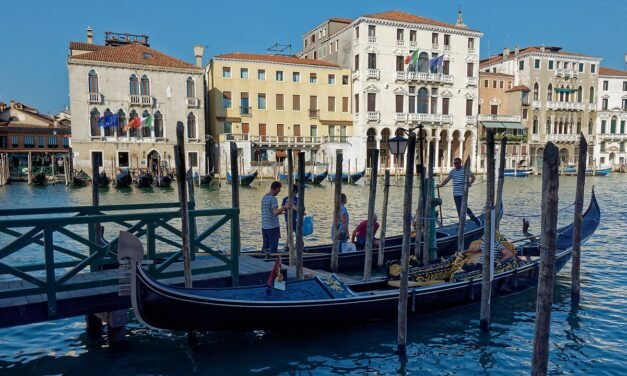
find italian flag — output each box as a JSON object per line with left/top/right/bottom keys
{"left": 141, "top": 114, "right": 153, "bottom": 128}
{"left": 405, "top": 49, "right": 420, "bottom": 65}
{"left": 123, "top": 117, "right": 141, "bottom": 132}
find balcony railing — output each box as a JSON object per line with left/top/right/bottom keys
{"left": 406, "top": 113, "right": 453, "bottom": 123}
{"left": 532, "top": 100, "right": 541, "bottom": 108}
{"left": 409, "top": 40, "right": 417, "bottom": 47}
{"left": 186, "top": 97, "right": 199, "bottom": 108}
{"left": 218, "top": 134, "right": 328, "bottom": 146}
{"left": 466, "top": 77, "right": 478, "bottom": 87}
{"left": 240, "top": 106, "right": 252, "bottom": 116}
{"left": 395, "top": 113, "right": 407, "bottom": 122}
{"left": 406, "top": 72, "right": 454, "bottom": 84}
{"left": 599, "top": 133, "right": 627, "bottom": 141}
{"left": 531, "top": 134, "right": 539, "bottom": 142}
{"left": 366, "top": 111, "right": 380, "bottom": 122}
{"left": 432, "top": 43, "right": 439, "bottom": 50}
{"left": 444, "top": 44, "right": 451, "bottom": 51}
{"left": 367, "top": 69, "right": 380, "bottom": 79}
{"left": 130, "top": 95, "right": 154, "bottom": 107}
{"left": 396, "top": 71, "right": 406, "bottom": 81}
{"left": 466, "top": 116, "right": 477, "bottom": 125}
{"left": 368, "top": 36, "right": 376, "bottom": 43}
{"left": 88, "top": 92, "right": 101, "bottom": 104}
{"left": 352, "top": 70, "right": 360, "bottom": 80}
{"left": 468, "top": 48, "right": 476, "bottom": 54}
{"left": 478, "top": 114, "right": 522, "bottom": 122}
{"left": 547, "top": 102, "right": 585, "bottom": 111}
{"left": 309, "top": 109, "right": 320, "bottom": 118}
{"left": 327, "top": 136, "right": 349, "bottom": 143}
{"left": 546, "top": 134, "right": 579, "bottom": 143}
{"left": 396, "top": 39, "right": 404, "bottom": 47}
{"left": 556, "top": 69, "right": 577, "bottom": 78}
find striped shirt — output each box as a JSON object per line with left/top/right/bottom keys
{"left": 261, "top": 194, "right": 280, "bottom": 230}
{"left": 477, "top": 242, "right": 505, "bottom": 264}
{"left": 448, "top": 167, "right": 468, "bottom": 196}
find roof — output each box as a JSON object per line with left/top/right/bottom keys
{"left": 480, "top": 46, "right": 599, "bottom": 68}
{"left": 599, "top": 67, "right": 627, "bottom": 77}
{"left": 329, "top": 17, "right": 352, "bottom": 24}
{"left": 364, "top": 10, "right": 479, "bottom": 32}
{"left": 69, "top": 43, "right": 200, "bottom": 70}
{"left": 214, "top": 53, "right": 341, "bottom": 68}
{"left": 505, "top": 85, "right": 530, "bottom": 92}
{"left": 69, "top": 42, "right": 105, "bottom": 52}
{"left": 479, "top": 72, "right": 514, "bottom": 78}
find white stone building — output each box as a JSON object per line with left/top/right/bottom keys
{"left": 595, "top": 67, "right": 627, "bottom": 168}
{"left": 300, "top": 10, "right": 483, "bottom": 173}
{"left": 67, "top": 30, "right": 206, "bottom": 174}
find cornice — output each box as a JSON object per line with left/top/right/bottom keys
{"left": 68, "top": 59, "right": 203, "bottom": 75}
{"left": 355, "top": 17, "right": 483, "bottom": 38}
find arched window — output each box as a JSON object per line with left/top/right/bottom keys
{"left": 533, "top": 83, "right": 539, "bottom": 101}
{"left": 576, "top": 118, "right": 581, "bottom": 134}
{"left": 589, "top": 87, "right": 595, "bottom": 104}
{"left": 418, "top": 52, "right": 429, "bottom": 73}
{"left": 186, "top": 77, "right": 195, "bottom": 98}
{"left": 559, "top": 85, "right": 565, "bottom": 102}
{"left": 577, "top": 86, "right": 583, "bottom": 103}
{"left": 117, "top": 109, "right": 126, "bottom": 137}
{"left": 142, "top": 110, "right": 151, "bottom": 138}
{"left": 547, "top": 84, "right": 553, "bottom": 102}
{"left": 417, "top": 87, "right": 428, "bottom": 113}
{"left": 565, "top": 86, "right": 570, "bottom": 102}
{"left": 546, "top": 117, "right": 551, "bottom": 134}
{"left": 90, "top": 108, "right": 101, "bottom": 136}
{"left": 611, "top": 116, "right": 618, "bottom": 134}
{"left": 129, "top": 109, "right": 138, "bottom": 138}
{"left": 154, "top": 111, "right": 163, "bottom": 138}
{"left": 187, "top": 113, "right": 196, "bottom": 139}
{"left": 140, "top": 75, "right": 150, "bottom": 96}
{"left": 88, "top": 70, "right": 99, "bottom": 93}
{"left": 129, "top": 74, "right": 139, "bottom": 95}
{"left": 533, "top": 116, "right": 539, "bottom": 134}
{"left": 103, "top": 108, "right": 114, "bottom": 137}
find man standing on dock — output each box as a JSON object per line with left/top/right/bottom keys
{"left": 261, "top": 181, "right": 291, "bottom": 257}
{"left": 437, "top": 157, "right": 481, "bottom": 226}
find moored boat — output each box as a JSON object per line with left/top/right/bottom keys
{"left": 328, "top": 169, "right": 366, "bottom": 184}
{"left": 99, "top": 171, "right": 111, "bottom": 188}
{"left": 72, "top": 170, "right": 91, "bottom": 186}
{"left": 227, "top": 171, "right": 258, "bottom": 186}
{"left": 586, "top": 167, "right": 611, "bottom": 176}
{"left": 199, "top": 174, "right": 213, "bottom": 186}
{"left": 115, "top": 169, "right": 132, "bottom": 188}
{"left": 153, "top": 174, "right": 172, "bottom": 188}
{"left": 503, "top": 168, "right": 532, "bottom": 177}
{"left": 32, "top": 171, "right": 47, "bottom": 186}
{"left": 134, "top": 171, "right": 154, "bottom": 188}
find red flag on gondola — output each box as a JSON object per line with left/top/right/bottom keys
{"left": 267, "top": 256, "right": 282, "bottom": 288}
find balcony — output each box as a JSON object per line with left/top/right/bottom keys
{"left": 219, "top": 134, "right": 326, "bottom": 148}
{"left": 444, "top": 44, "right": 451, "bottom": 51}
{"left": 368, "top": 36, "right": 376, "bottom": 44}
{"left": 466, "top": 116, "right": 477, "bottom": 125}
{"left": 599, "top": 133, "right": 627, "bottom": 142}
{"left": 432, "top": 43, "right": 439, "bottom": 50}
{"left": 366, "top": 111, "right": 380, "bottom": 122}
{"left": 546, "top": 134, "right": 579, "bottom": 143}
{"left": 531, "top": 134, "right": 539, "bottom": 142}
{"left": 532, "top": 100, "right": 541, "bottom": 108}
{"left": 546, "top": 101, "right": 585, "bottom": 111}
{"left": 587, "top": 103, "right": 597, "bottom": 111}
{"left": 88, "top": 92, "right": 102, "bottom": 104}
{"left": 352, "top": 70, "right": 360, "bottom": 81}
{"left": 396, "top": 39, "right": 404, "bottom": 47}
{"left": 396, "top": 71, "right": 406, "bottom": 81}
{"left": 367, "top": 69, "right": 380, "bottom": 80}
{"left": 395, "top": 113, "right": 407, "bottom": 122}
{"left": 556, "top": 69, "right": 577, "bottom": 78}
{"left": 406, "top": 72, "right": 454, "bottom": 84}
{"left": 309, "top": 109, "right": 320, "bottom": 118}
{"left": 409, "top": 40, "right": 417, "bottom": 47}
{"left": 466, "top": 77, "right": 478, "bottom": 87}
{"left": 407, "top": 113, "right": 453, "bottom": 123}
{"left": 186, "top": 97, "right": 199, "bottom": 108}
{"left": 468, "top": 48, "right": 476, "bottom": 54}
{"left": 130, "top": 95, "right": 154, "bottom": 107}
{"left": 478, "top": 114, "right": 522, "bottom": 122}
{"left": 240, "top": 106, "right": 252, "bottom": 116}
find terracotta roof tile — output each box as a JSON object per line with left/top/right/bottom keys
{"left": 329, "top": 17, "right": 352, "bottom": 23}
{"left": 599, "top": 67, "right": 627, "bottom": 77}
{"left": 479, "top": 72, "right": 514, "bottom": 78}
{"left": 69, "top": 43, "right": 200, "bottom": 70}
{"left": 505, "top": 85, "right": 530, "bottom": 93}
{"left": 69, "top": 42, "right": 105, "bottom": 53}
{"left": 215, "top": 53, "right": 341, "bottom": 68}
{"left": 481, "top": 46, "right": 598, "bottom": 68}
{"left": 364, "top": 10, "right": 478, "bottom": 32}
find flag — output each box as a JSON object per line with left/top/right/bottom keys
{"left": 97, "top": 113, "right": 119, "bottom": 128}
{"left": 404, "top": 49, "right": 419, "bottom": 65}
{"left": 123, "top": 116, "right": 141, "bottom": 132}
{"left": 266, "top": 256, "right": 282, "bottom": 288}
{"left": 429, "top": 55, "right": 444, "bottom": 73}
{"left": 141, "top": 114, "right": 153, "bottom": 128}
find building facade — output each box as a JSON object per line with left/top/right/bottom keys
{"left": 300, "top": 10, "right": 483, "bottom": 174}
{"left": 67, "top": 30, "right": 206, "bottom": 174}
{"left": 480, "top": 46, "right": 601, "bottom": 169}
{"left": 206, "top": 53, "right": 353, "bottom": 176}
{"left": 595, "top": 67, "right": 627, "bottom": 168}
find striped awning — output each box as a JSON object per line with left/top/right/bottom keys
{"left": 481, "top": 121, "right": 525, "bottom": 130}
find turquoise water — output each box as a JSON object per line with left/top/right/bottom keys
{"left": 0, "top": 175, "right": 625, "bottom": 375}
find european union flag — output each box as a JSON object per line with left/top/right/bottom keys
{"left": 429, "top": 55, "right": 444, "bottom": 73}
{"left": 98, "top": 114, "right": 119, "bottom": 128}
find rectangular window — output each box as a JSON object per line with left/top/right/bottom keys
{"left": 310, "top": 125, "right": 318, "bottom": 137}
{"left": 309, "top": 73, "right": 317, "bottom": 83}
{"left": 432, "top": 33, "right": 438, "bottom": 44}
{"left": 519, "top": 60, "right": 525, "bottom": 70}
{"left": 467, "top": 62, "right": 474, "bottom": 77}
{"left": 276, "top": 94, "right": 284, "bottom": 110}
{"left": 188, "top": 152, "right": 198, "bottom": 168}
{"left": 430, "top": 96, "right": 437, "bottom": 114}
{"left": 328, "top": 125, "right": 335, "bottom": 141}
{"left": 396, "top": 55, "right": 404, "bottom": 71}
{"left": 602, "top": 98, "right": 608, "bottom": 110}
{"left": 368, "top": 53, "right": 376, "bottom": 69}
{"left": 342, "top": 97, "right": 349, "bottom": 112}
{"left": 38, "top": 135, "right": 44, "bottom": 148}
{"left": 468, "top": 38, "right": 474, "bottom": 49}
{"left": 11, "top": 135, "right": 19, "bottom": 148}
{"left": 444, "top": 34, "right": 450, "bottom": 46}
{"left": 242, "top": 123, "right": 249, "bottom": 134}
{"left": 257, "top": 69, "right": 265, "bottom": 80}
{"left": 484, "top": 79, "right": 488, "bottom": 88}
{"left": 118, "top": 152, "right": 129, "bottom": 168}
{"left": 24, "top": 135, "right": 34, "bottom": 148}
{"left": 223, "top": 91, "right": 232, "bottom": 108}
{"left": 276, "top": 71, "right": 283, "bottom": 81}
{"left": 466, "top": 99, "right": 473, "bottom": 116}
{"left": 355, "top": 26, "right": 359, "bottom": 39}
{"left": 342, "top": 75, "right": 349, "bottom": 85}
{"left": 222, "top": 67, "right": 231, "bottom": 78}
{"left": 522, "top": 109, "right": 528, "bottom": 119}
{"left": 603, "top": 81, "right": 609, "bottom": 90}
{"left": 240, "top": 92, "right": 249, "bottom": 114}
{"left": 534, "top": 59, "right": 540, "bottom": 69}
{"left": 240, "top": 68, "right": 248, "bottom": 79}
{"left": 354, "top": 54, "right": 359, "bottom": 70}
{"left": 294, "top": 124, "right": 301, "bottom": 137}
{"left": 293, "top": 72, "right": 300, "bottom": 82}
{"left": 548, "top": 60, "right": 554, "bottom": 70}
{"left": 579, "top": 63, "right": 584, "bottom": 72}
{"left": 354, "top": 94, "right": 359, "bottom": 113}
{"left": 623, "top": 99, "right": 627, "bottom": 110}
{"left": 63, "top": 137, "right": 69, "bottom": 147}
{"left": 328, "top": 96, "right": 335, "bottom": 112}
{"left": 277, "top": 124, "right": 284, "bottom": 137}
{"left": 259, "top": 123, "right": 267, "bottom": 140}
{"left": 328, "top": 74, "right": 335, "bottom": 84}
{"left": 224, "top": 122, "right": 232, "bottom": 134}
{"left": 442, "top": 98, "right": 450, "bottom": 115}
{"left": 500, "top": 81, "right": 504, "bottom": 89}
{"left": 258, "top": 93, "right": 266, "bottom": 109}
{"left": 623, "top": 81, "right": 627, "bottom": 91}
{"left": 292, "top": 95, "right": 300, "bottom": 110}
{"left": 368, "top": 25, "right": 375, "bottom": 37}
{"left": 591, "top": 64, "right": 596, "bottom": 73}
{"left": 443, "top": 60, "right": 450, "bottom": 75}
{"left": 601, "top": 120, "right": 607, "bottom": 133}
{"left": 367, "top": 93, "right": 376, "bottom": 112}
{"left": 396, "top": 28, "right": 403, "bottom": 41}
{"left": 48, "top": 136, "right": 58, "bottom": 147}
{"left": 493, "top": 80, "right": 497, "bottom": 88}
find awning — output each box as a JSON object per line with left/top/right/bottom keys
{"left": 481, "top": 121, "right": 525, "bottom": 130}
{"left": 275, "top": 150, "right": 287, "bottom": 158}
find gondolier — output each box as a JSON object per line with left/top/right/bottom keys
{"left": 437, "top": 158, "right": 481, "bottom": 226}
{"left": 261, "top": 181, "right": 291, "bottom": 256}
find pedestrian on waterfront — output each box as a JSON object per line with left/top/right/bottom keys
{"left": 281, "top": 184, "right": 300, "bottom": 251}
{"left": 351, "top": 215, "right": 380, "bottom": 250}
{"left": 436, "top": 157, "right": 481, "bottom": 226}
{"left": 261, "top": 181, "right": 291, "bottom": 256}
{"left": 331, "top": 193, "right": 350, "bottom": 248}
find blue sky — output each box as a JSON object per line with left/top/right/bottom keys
{"left": 1, "top": 0, "right": 626, "bottom": 114}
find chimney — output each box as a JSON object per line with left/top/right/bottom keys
{"left": 193, "top": 45, "right": 204, "bottom": 68}
{"left": 540, "top": 44, "right": 545, "bottom": 52}
{"left": 503, "top": 47, "right": 510, "bottom": 59}
{"left": 87, "top": 26, "right": 93, "bottom": 44}
{"left": 0, "top": 102, "right": 5, "bottom": 112}
{"left": 514, "top": 46, "right": 520, "bottom": 56}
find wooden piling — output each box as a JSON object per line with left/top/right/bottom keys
{"left": 423, "top": 143, "right": 436, "bottom": 262}
{"left": 457, "top": 157, "right": 471, "bottom": 252}
{"left": 27, "top": 152, "right": 32, "bottom": 185}
{"left": 397, "top": 132, "right": 416, "bottom": 356}
{"left": 571, "top": 134, "right": 588, "bottom": 305}
{"left": 296, "top": 152, "right": 306, "bottom": 279}
{"left": 480, "top": 128, "right": 495, "bottom": 332}
{"left": 174, "top": 122, "right": 192, "bottom": 288}
{"left": 230, "top": 142, "right": 240, "bottom": 206}
{"left": 377, "top": 170, "right": 390, "bottom": 268}
{"left": 287, "top": 149, "right": 295, "bottom": 266}
{"left": 363, "top": 149, "right": 379, "bottom": 280}
{"left": 330, "top": 150, "right": 343, "bottom": 273}
{"left": 495, "top": 137, "right": 507, "bottom": 230}
{"left": 531, "top": 142, "right": 560, "bottom": 375}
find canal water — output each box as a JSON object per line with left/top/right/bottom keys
{"left": 0, "top": 175, "right": 625, "bottom": 375}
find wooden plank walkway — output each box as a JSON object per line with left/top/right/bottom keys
{"left": 0, "top": 255, "right": 274, "bottom": 329}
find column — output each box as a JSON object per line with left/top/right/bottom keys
{"left": 470, "top": 133, "right": 477, "bottom": 172}
{"left": 459, "top": 137, "right": 465, "bottom": 161}
{"left": 434, "top": 136, "right": 441, "bottom": 173}
{"left": 445, "top": 137, "right": 452, "bottom": 170}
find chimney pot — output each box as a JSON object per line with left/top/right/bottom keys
{"left": 514, "top": 46, "right": 520, "bottom": 55}
{"left": 87, "top": 26, "right": 93, "bottom": 44}
{"left": 503, "top": 48, "right": 510, "bottom": 59}
{"left": 193, "top": 45, "right": 204, "bottom": 68}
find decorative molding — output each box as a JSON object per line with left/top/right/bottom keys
{"left": 363, "top": 84, "right": 380, "bottom": 93}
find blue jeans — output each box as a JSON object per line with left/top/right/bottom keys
{"left": 453, "top": 195, "right": 479, "bottom": 223}
{"left": 262, "top": 227, "right": 280, "bottom": 254}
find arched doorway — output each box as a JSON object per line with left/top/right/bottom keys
{"left": 147, "top": 150, "right": 161, "bottom": 174}
{"left": 535, "top": 148, "right": 544, "bottom": 171}
{"left": 366, "top": 128, "right": 377, "bottom": 168}
{"left": 559, "top": 148, "right": 569, "bottom": 165}
{"left": 381, "top": 128, "right": 391, "bottom": 168}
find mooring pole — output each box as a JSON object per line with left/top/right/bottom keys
{"left": 457, "top": 157, "right": 471, "bottom": 253}
{"left": 230, "top": 142, "right": 240, "bottom": 208}
{"left": 296, "top": 152, "right": 306, "bottom": 279}
{"left": 174, "top": 122, "right": 192, "bottom": 289}
{"left": 397, "top": 132, "right": 416, "bottom": 356}
{"left": 363, "top": 149, "right": 379, "bottom": 280}
{"left": 571, "top": 133, "right": 588, "bottom": 305}
{"left": 287, "top": 149, "right": 295, "bottom": 266}
{"left": 495, "top": 137, "right": 507, "bottom": 230}
{"left": 531, "top": 142, "right": 560, "bottom": 375}
{"left": 480, "top": 128, "right": 496, "bottom": 332}
{"left": 377, "top": 170, "right": 391, "bottom": 268}
{"left": 423, "top": 142, "right": 437, "bottom": 261}
{"left": 330, "top": 150, "right": 343, "bottom": 273}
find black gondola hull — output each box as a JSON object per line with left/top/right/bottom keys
{"left": 115, "top": 170, "right": 132, "bottom": 188}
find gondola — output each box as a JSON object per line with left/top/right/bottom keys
{"left": 134, "top": 171, "right": 154, "bottom": 188}
{"left": 72, "top": 170, "right": 91, "bottom": 186}
{"left": 226, "top": 171, "right": 258, "bottom": 186}
{"left": 586, "top": 167, "right": 611, "bottom": 176}
{"left": 503, "top": 168, "right": 532, "bottom": 177}
{"left": 32, "top": 171, "right": 47, "bottom": 186}
{"left": 98, "top": 171, "right": 111, "bottom": 188}
{"left": 120, "top": 190, "right": 599, "bottom": 332}
{"left": 279, "top": 170, "right": 328, "bottom": 185}
{"left": 198, "top": 173, "right": 213, "bottom": 186}
{"left": 153, "top": 174, "right": 172, "bottom": 188}
{"left": 328, "top": 169, "right": 366, "bottom": 184}
{"left": 115, "top": 169, "right": 132, "bottom": 188}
